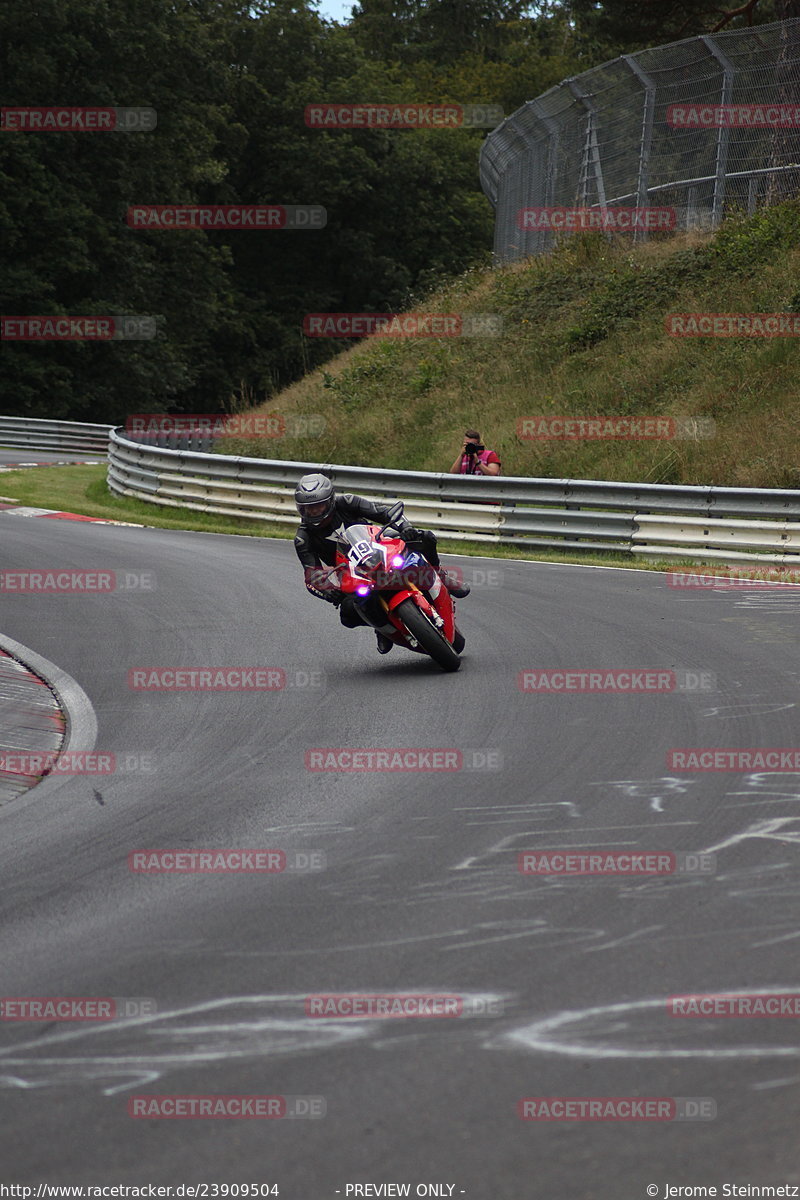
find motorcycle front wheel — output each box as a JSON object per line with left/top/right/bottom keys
{"left": 395, "top": 597, "right": 461, "bottom": 673}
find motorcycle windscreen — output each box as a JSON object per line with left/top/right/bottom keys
{"left": 343, "top": 523, "right": 373, "bottom": 548}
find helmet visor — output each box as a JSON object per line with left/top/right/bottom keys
{"left": 299, "top": 500, "right": 330, "bottom": 520}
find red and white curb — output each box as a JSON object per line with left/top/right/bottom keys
{"left": 0, "top": 504, "right": 142, "bottom": 526}
{"left": 0, "top": 634, "right": 99, "bottom": 813}
{"left": 0, "top": 647, "right": 65, "bottom": 807}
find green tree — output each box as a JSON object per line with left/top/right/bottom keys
{"left": 562, "top": 0, "right": 798, "bottom": 51}
{"left": 1, "top": 0, "right": 590, "bottom": 419}
{"left": 1, "top": 0, "right": 241, "bottom": 419}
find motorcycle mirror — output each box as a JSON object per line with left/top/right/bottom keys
{"left": 376, "top": 500, "right": 405, "bottom": 541}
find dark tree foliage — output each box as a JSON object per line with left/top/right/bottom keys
{"left": 351, "top": 0, "right": 538, "bottom": 62}
{"left": 563, "top": 0, "right": 798, "bottom": 51}
{"left": 1, "top": 0, "right": 244, "bottom": 418}
{"left": 3, "top": 0, "right": 529, "bottom": 418}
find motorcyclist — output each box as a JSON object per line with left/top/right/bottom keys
{"left": 293, "top": 472, "right": 469, "bottom": 655}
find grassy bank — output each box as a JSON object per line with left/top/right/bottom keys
{"left": 223, "top": 202, "right": 800, "bottom": 489}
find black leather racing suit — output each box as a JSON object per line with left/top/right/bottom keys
{"left": 294, "top": 493, "right": 440, "bottom": 629}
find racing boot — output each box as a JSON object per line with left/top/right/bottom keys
{"left": 375, "top": 632, "right": 394, "bottom": 654}
{"left": 438, "top": 568, "right": 470, "bottom": 598}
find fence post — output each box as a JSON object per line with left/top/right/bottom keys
{"left": 509, "top": 116, "right": 539, "bottom": 259}
{"left": 526, "top": 99, "right": 561, "bottom": 255}
{"left": 567, "top": 77, "right": 608, "bottom": 213}
{"left": 700, "top": 35, "right": 736, "bottom": 229}
{"left": 622, "top": 53, "right": 657, "bottom": 243}
{"left": 748, "top": 174, "right": 760, "bottom": 214}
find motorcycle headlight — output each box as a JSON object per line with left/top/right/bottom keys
{"left": 359, "top": 548, "right": 384, "bottom": 571}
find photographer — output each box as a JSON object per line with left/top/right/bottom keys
{"left": 449, "top": 429, "right": 501, "bottom": 476}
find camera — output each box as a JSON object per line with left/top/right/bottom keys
{"left": 464, "top": 441, "right": 484, "bottom": 455}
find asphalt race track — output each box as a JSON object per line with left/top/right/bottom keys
{"left": 1, "top": 511, "right": 798, "bottom": 1197}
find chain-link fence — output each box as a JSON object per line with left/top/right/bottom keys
{"left": 480, "top": 18, "right": 800, "bottom": 261}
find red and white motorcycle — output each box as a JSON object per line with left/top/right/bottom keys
{"left": 332, "top": 502, "right": 464, "bottom": 672}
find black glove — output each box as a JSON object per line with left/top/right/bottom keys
{"left": 400, "top": 526, "right": 426, "bottom": 543}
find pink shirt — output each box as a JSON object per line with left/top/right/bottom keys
{"left": 458, "top": 448, "right": 501, "bottom": 475}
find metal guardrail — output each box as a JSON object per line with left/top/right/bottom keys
{"left": 480, "top": 18, "right": 800, "bottom": 261}
{"left": 2, "top": 416, "right": 797, "bottom": 564}
{"left": 108, "top": 428, "right": 800, "bottom": 564}
{"left": 0, "top": 416, "right": 112, "bottom": 455}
